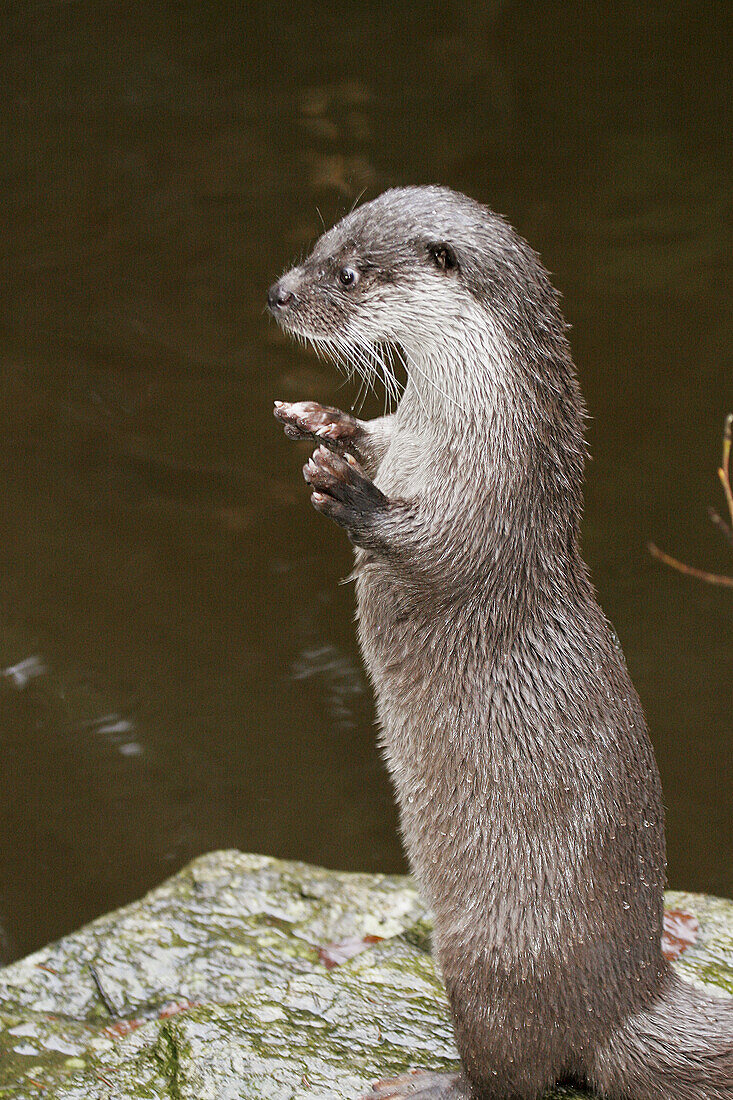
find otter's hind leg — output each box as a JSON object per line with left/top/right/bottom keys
{"left": 361, "top": 1070, "right": 470, "bottom": 1099}
{"left": 361, "top": 1065, "right": 575, "bottom": 1099}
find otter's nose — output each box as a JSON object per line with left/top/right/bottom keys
{"left": 267, "top": 279, "right": 296, "bottom": 313}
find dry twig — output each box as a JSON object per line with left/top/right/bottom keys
{"left": 648, "top": 413, "right": 733, "bottom": 589}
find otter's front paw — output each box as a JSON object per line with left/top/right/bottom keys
{"left": 361, "top": 1071, "right": 469, "bottom": 1099}
{"left": 274, "top": 400, "right": 360, "bottom": 450}
{"left": 303, "top": 445, "right": 387, "bottom": 546}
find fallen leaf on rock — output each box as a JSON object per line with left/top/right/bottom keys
{"left": 159, "top": 1000, "right": 200, "bottom": 1018}
{"left": 662, "top": 909, "right": 699, "bottom": 960}
{"left": 103, "top": 1018, "right": 143, "bottom": 1039}
{"left": 318, "top": 934, "right": 383, "bottom": 969}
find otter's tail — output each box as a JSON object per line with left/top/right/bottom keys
{"left": 589, "top": 971, "right": 733, "bottom": 1099}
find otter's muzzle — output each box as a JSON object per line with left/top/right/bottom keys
{"left": 267, "top": 275, "right": 298, "bottom": 316}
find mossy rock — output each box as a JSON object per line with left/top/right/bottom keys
{"left": 0, "top": 851, "right": 731, "bottom": 1098}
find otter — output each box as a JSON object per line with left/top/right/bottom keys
{"left": 268, "top": 186, "right": 733, "bottom": 1100}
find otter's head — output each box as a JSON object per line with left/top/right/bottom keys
{"left": 268, "top": 186, "right": 576, "bottom": 419}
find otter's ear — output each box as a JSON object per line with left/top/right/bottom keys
{"left": 428, "top": 243, "right": 459, "bottom": 272}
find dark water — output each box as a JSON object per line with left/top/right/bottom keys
{"left": 0, "top": 0, "right": 730, "bottom": 963}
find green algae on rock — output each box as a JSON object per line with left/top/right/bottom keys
{"left": 0, "top": 852, "right": 731, "bottom": 1099}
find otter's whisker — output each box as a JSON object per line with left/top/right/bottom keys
{"left": 330, "top": 334, "right": 371, "bottom": 414}
{"left": 339, "top": 334, "right": 380, "bottom": 414}
{"left": 387, "top": 341, "right": 429, "bottom": 417}
{"left": 381, "top": 342, "right": 404, "bottom": 412}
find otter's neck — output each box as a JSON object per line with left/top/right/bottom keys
{"left": 396, "top": 307, "right": 587, "bottom": 579}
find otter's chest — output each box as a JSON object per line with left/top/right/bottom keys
{"left": 352, "top": 551, "right": 470, "bottom": 714}
{"left": 354, "top": 555, "right": 425, "bottom": 665}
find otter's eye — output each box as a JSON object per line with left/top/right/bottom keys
{"left": 429, "top": 243, "right": 458, "bottom": 272}
{"left": 338, "top": 266, "right": 359, "bottom": 288}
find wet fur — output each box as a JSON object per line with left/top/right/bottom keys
{"left": 271, "top": 187, "right": 733, "bottom": 1099}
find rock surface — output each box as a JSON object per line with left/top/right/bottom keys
{"left": 0, "top": 851, "right": 731, "bottom": 1099}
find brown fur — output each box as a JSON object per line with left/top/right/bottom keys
{"left": 270, "top": 186, "right": 733, "bottom": 1099}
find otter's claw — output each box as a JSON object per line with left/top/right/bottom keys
{"left": 274, "top": 400, "right": 360, "bottom": 450}
{"left": 303, "top": 445, "right": 387, "bottom": 545}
